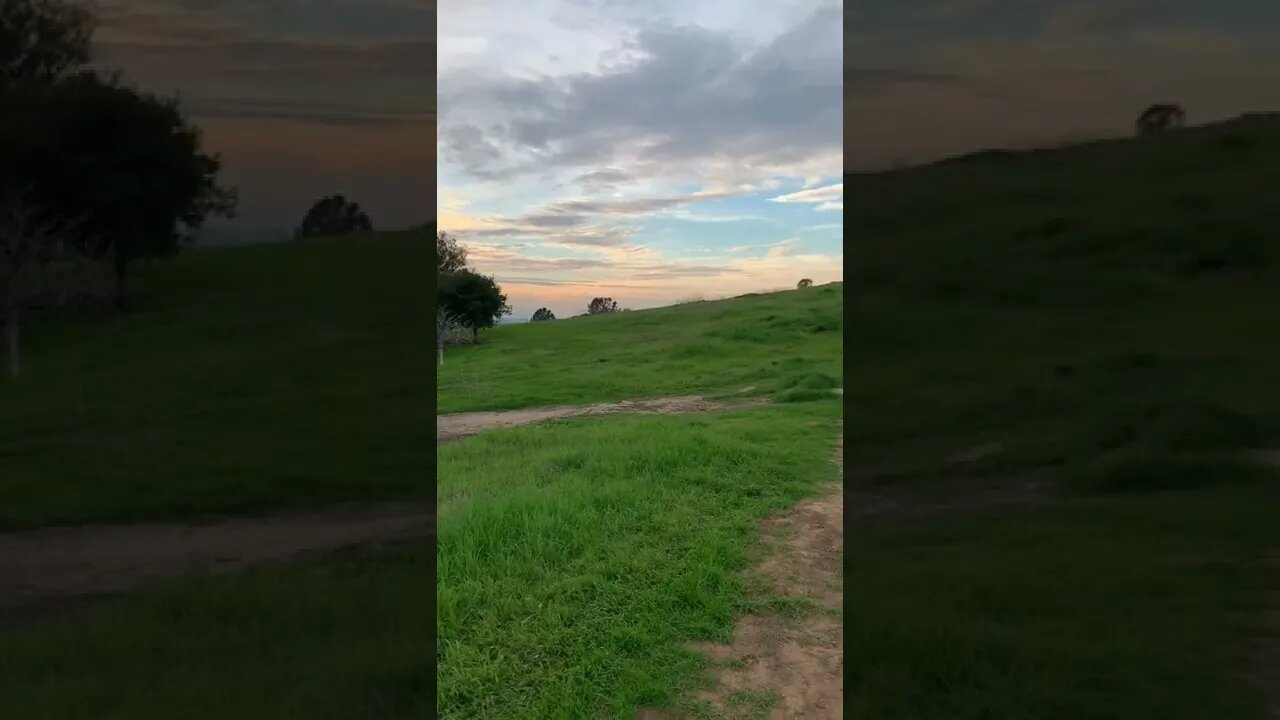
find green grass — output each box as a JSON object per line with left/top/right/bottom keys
{"left": 0, "top": 541, "right": 434, "bottom": 719}
{"left": 437, "top": 403, "right": 841, "bottom": 718}
{"left": 0, "top": 250, "right": 844, "bottom": 718}
{"left": 437, "top": 282, "right": 842, "bottom": 413}
{"left": 0, "top": 402, "right": 841, "bottom": 719}
{"left": 844, "top": 114, "right": 1280, "bottom": 716}
{"left": 0, "top": 231, "right": 430, "bottom": 529}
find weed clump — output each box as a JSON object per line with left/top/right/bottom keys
{"left": 1069, "top": 400, "right": 1268, "bottom": 493}
{"left": 772, "top": 372, "right": 841, "bottom": 402}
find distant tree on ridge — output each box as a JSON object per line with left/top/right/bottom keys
{"left": 587, "top": 297, "right": 618, "bottom": 315}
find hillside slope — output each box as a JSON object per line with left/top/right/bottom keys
{"left": 843, "top": 116, "right": 1280, "bottom": 717}
{"left": 848, "top": 114, "right": 1280, "bottom": 477}
{"left": 437, "top": 283, "right": 843, "bottom": 414}
{"left": 0, "top": 231, "right": 429, "bottom": 529}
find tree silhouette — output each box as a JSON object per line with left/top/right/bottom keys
{"left": 0, "top": 0, "right": 95, "bottom": 85}
{"left": 587, "top": 297, "right": 619, "bottom": 315}
{"left": 2, "top": 71, "right": 237, "bottom": 305}
{"left": 531, "top": 307, "right": 555, "bottom": 322}
{"left": 797, "top": 278, "right": 814, "bottom": 289}
{"left": 294, "top": 194, "right": 373, "bottom": 239}
{"left": 436, "top": 230, "right": 468, "bottom": 273}
{"left": 1135, "top": 104, "right": 1186, "bottom": 136}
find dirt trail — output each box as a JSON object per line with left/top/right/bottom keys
{"left": 0, "top": 502, "right": 432, "bottom": 621}
{"left": 653, "top": 436, "right": 844, "bottom": 719}
{"left": 438, "top": 395, "right": 759, "bottom": 442}
{"left": 1254, "top": 552, "right": 1280, "bottom": 719}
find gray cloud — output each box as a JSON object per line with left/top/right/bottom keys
{"left": 461, "top": 222, "right": 639, "bottom": 247}
{"left": 439, "top": 3, "right": 841, "bottom": 181}
{"left": 184, "top": 97, "right": 432, "bottom": 127}
{"left": 97, "top": 38, "right": 435, "bottom": 82}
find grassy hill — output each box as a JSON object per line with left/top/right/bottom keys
{"left": 437, "top": 283, "right": 843, "bottom": 413}
{"left": 0, "top": 231, "right": 430, "bottom": 528}
{"left": 0, "top": 269, "right": 843, "bottom": 718}
{"left": 844, "top": 115, "right": 1280, "bottom": 717}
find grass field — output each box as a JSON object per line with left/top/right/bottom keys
{"left": 436, "top": 283, "right": 843, "bottom": 413}
{"left": 433, "top": 284, "right": 845, "bottom": 717}
{"left": 437, "top": 402, "right": 841, "bottom": 718}
{"left": 0, "top": 237, "right": 844, "bottom": 718}
{"left": 0, "top": 231, "right": 430, "bottom": 529}
{"left": 844, "top": 114, "right": 1280, "bottom": 717}
{"left": 7, "top": 113, "right": 1278, "bottom": 718}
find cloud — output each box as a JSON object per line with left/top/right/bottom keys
{"left": 770, "top": 182, "right": 842, "bottom": 205}
{"left": 438, "top": 3, "right": 841, "bottom": 183}
{"left": 1041, "top": 0, "right": 1154, "bottom": 37}
{"left": 184, "top": 97, "right": 431, "bottom": 126}
{"left": 764, "top": 237, "right": 803, "bottom": 258}
{"left": 771, "top": 182, "right": 843, "bottom": 211}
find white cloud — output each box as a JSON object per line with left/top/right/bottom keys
{"left": 770, "top": 182, "right": 843, "bottom": 208}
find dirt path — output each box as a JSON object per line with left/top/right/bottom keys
{"left": 438, "top": 395, "right": 760, "bottom": 442}
{"left": 0, "top": 502, "right": 432, "bottom": 622}
{"left": 1253, "top": 552, "right": 1280, "bottom": 719}
{"left": 650, "top": 436, "right": 844, "bottom": 719}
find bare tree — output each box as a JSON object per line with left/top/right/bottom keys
{"left": 435, "top": 306, "right": 463, "bottom": 366}
{"left": 0, "top": 188, "right": 95, "bottom": 377}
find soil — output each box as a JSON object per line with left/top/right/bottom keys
{"left": 0, "top": 502, "right": 432, "bottom": 622}
{"left": 1253, "top": 552, "right": 1280, "bottom": 719}
{"left": 0, "top": 395, "right": 759, "bottom": 625}
{"left": 650, "top": 436, "right": 844, "bottom": 719}
{"left": 437, "top": 395, "right": 761, "bottom": 442}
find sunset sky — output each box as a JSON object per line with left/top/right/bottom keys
{"left": 90, "top": 0, "right": 433, "bottom": 236}
{"left": 848, "top": 0, "right": 1280, "bottom": 169}
{"left": 84, "top": 0, "right": 1279, "bottom": 312}
{"left": 438, "top": 0, "right": 844, "bottom": 320}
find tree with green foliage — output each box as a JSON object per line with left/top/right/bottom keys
{"left": 436, "top": 230, "right": 468, "bottom": 273}
{"left": 0, "top": 0, "right": 94, "bottom": 86}
{"left": 438, "top": 269, "right": 511, "bottom": 342}
{"left": 530, "top": 307, "right": 555, "bottom": 322}
{"left": 587, "top": 297, "right": 618, "bottom": 315}
{"left": 294, "top": 195, "right": 372, "bottom": 239}
{"left": 797, "top": 278, "right": 813, "bottom": 289}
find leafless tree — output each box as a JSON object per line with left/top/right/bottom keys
{"left": 0, "top": 188, "right": 96, "bottom": 377}
{"left": 435, "top": 305, "right": 463, "bottom": 366}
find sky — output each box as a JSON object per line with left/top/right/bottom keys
{"left": 437, "top": 0, "right": 844, "bottom": 321}
{"left": 848, "top": 0, "right": 1280, "bottom": 170}
{"left": 89, "top": 0, "right": 433, "bottom": 235}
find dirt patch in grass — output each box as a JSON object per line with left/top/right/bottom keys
{"left": 437, "top": 395, "right": 764, "bottom": 442}
{"left": 1251, "top": 551, "right": 1280, "bottom": 719}
{"left": 653, "top": 437, "right": 844, "bottom": 719}
{"left": 847, "top": 471, "right": 1055, "bottom": 521}
{"left": 0, "top": 502, "right": 432, "bottom": 623}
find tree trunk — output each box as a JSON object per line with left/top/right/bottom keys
{"left": 472, "top": 326, "right": 478, "bottom": 343}
{"left": 113, "top": 249, "right": 130, "bottom": 310}
{"left": 5, "top": 297, "right": 19, "bottom": 378}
